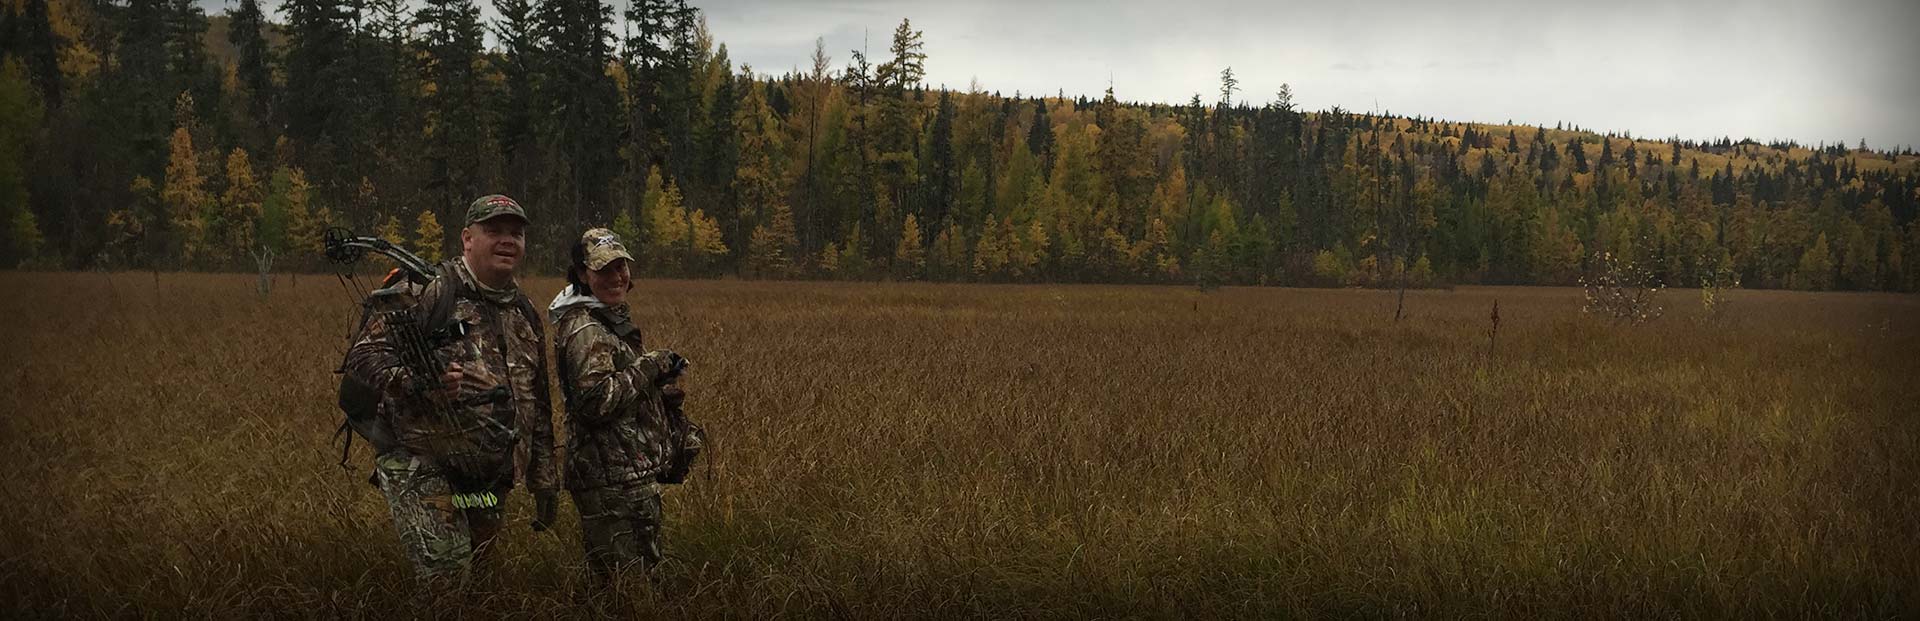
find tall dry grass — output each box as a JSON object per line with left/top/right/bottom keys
{"left": 1, "top": 271, "right": 1915, "bottom": 617}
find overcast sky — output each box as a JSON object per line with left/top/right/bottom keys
{"left": 696, "top": 0, "right": 1919, "bottom": 148}
{"left": 227, "top": 0, "right": 1920, "bottom": 148}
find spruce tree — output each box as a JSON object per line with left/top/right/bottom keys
{"left": 534, "top": 0, "right": 623, "bottom": 229}
{"left": 1567, "top": 139, "right": 1589, "bottom": 174}
{"left": 927, "top": 90, "right": 957, "bottom": 226}
{"left": 420, "top": 0, "right": 496, "bottom": 227}
{"left": 281, "top": 0, "right": 357, "bottom": 179}
{"left": 15, "top": 0, "right": 61, "bottom": 108}
{"left": 492, "top": 0, "right": 541, "bottom": 182}
{"left": 1027, "top": 97, "right": 1052, "bottom": 178}
{"left": 228, "top": 0, "right": 275, "bottom": 123}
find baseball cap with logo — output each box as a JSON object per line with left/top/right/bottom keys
{"left": 465, "top": 194, "right": 529, "bottom": 226}
{"left": 580, "top": 228, "right": 633, "bottom": 270}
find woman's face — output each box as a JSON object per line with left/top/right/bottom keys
{"left": 585, "top": 258, "right": 631, "bottom": 305}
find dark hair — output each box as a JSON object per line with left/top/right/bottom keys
{"left": 565, "top": 240, "right": 590, "bottom": 294}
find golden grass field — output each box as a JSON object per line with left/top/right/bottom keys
{"left": 1, "top": 271, "right": 1915, "bottom": 617}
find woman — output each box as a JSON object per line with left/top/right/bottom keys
{"left": 550, "top": 227, "right": 696, "bottom": 578}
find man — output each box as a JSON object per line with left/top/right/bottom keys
{"left": 342, "top": 194, "right": 559, "bottom": 584}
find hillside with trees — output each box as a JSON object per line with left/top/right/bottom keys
{"left": 1, "top": 0, "right": 1915, "bottom": 291}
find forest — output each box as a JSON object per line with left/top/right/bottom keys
{"left": 2, "top": 0, "right": 1916, "bottom": 290}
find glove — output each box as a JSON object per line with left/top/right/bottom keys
{"left": 531, "top": 490, "right": 557, "bottom": 532}
{"left": 640, "top": 350, "right": 690, "bottom": 382}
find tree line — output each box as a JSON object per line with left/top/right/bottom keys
{"left": 1, "top": 0, "right": 1917, "bottom": 291}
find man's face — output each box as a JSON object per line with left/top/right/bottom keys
{"left": 461, "top": 217, "right": 527, "bottom": 280}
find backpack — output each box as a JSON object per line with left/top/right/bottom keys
{"left": 333, "top": 269, "right": 543, "bottom": 469}
{"left": 655, "top": 384, "right": 704, "bottom": 485}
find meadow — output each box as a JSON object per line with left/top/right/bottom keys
{"left": 0, "top": 271, "right": 1914, "bottom": 617}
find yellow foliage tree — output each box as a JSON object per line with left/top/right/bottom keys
{"left": 278, "top": 168, "right": 320, "bottom": 258}
{"left": 220, "top": 148, "right": 263, "bottom": 264}
{"left": 305, "top": 206, "right": 334, "bottom": 257}
{"left": 109, "top": 177, "right": 158, "bottom": 252}
{"left": 747, "top": 201, "right": 798, "bottom": 278}
{"left": 377, "top": 214, "right": 405, "bottom": 246}
{"left": 972, "top": 218, "right": 1010, "bottom": 279}
{"left": 894, "top": 213, "right": 924, "bottom": 279}
{"left": 816, "top": 242, "right": 841, "bottom": 278}
{"left": 1015, "top": 218, "right": 1047, "bottom": 277}
{"left": 1792, "top": 233, "right": 1834, "bottom": 291}
{"left": 162, "top": 127, "right": 208, "bottom": 263}
{"left": 645, "top": 180, "right": 689, "bottom": 271}
{"left": 689, "top": 208, "right": 729, "bottom": 271}
{"left": 928, "top": 219, "right": 968, "bottom": 280}
{"left": 838, "top": 223, "right": 869, "bottom": 277}
{"left": 413, "top": 209, "right": 444, "bottom": 262}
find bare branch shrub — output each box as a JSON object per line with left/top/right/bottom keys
{"left": 1580, "top": 251, "right": 1663, "bottom": 324}
{"left": 1699, "top": 260, "right": 1741, "bottom": 325}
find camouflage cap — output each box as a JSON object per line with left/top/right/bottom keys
{"left": 465, "top": 194, "right": 529, "bottom": 226}
{"left": 581, "top": 228, "right": 633, "bottom": 270}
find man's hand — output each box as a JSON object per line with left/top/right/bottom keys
{"left": 437, "top": 362, "right": 463, "bottom": 402}
{"left": 531, "top": 490, "right": 558, "bottom": 532}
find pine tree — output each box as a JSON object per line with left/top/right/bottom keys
{"left": 0, "top": 61, "right": 42, "bottom": 265}
{"left": 623, "top": 0, "right": 679, "bottom": 168}
{"left": 227, "top": 0, "right": 274, "bottom": 121}
{"left": 872, "top": 18, "right": 925, "bottom": 216}
{"left": 117, "top": 0, "right": 175, "bottom": 175}
{"left": 1566, "top": 139, "right": 1589, "bottom": 174}
{"left": 704, "top": 45, "right": 740, "bottom": 215}
{"left": 166, "top": 0, "right": 216, "bottom": 114}
{"left": 534, "top": 0, "right": 624, "bottom": 227}
{"left": 1027, "top": 98, "right": 1053, "bottom": 177}
{"left": 358, "top": 0, "right": 425, "bottom": 201}
{"left": 16, "top": 0, "right": 62, "bottom": 108}
{"left": 926, "top": 90, "right": 957, "bottom": 226}
{"left": 492, "top": 0, "right": 541, "bottom": 189}
{"left": 732, "top": 73, "right": 785, "bottom": 258}
{"left": 420, "top": 0, "right": 497, "bottom": 224}
{"left": 280, "top": 0, "right": 356, "bottom": 164}
{"left": 656, "top": 1, "right": 702, "bottom": 190}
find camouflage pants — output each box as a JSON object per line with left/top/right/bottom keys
{"left": 572, "top": 480, "right": 663, "bottom": 579}
{"left": 375, "top": 451, "right": 508, "bottom": 582}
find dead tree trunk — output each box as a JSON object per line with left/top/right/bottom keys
{"left": 253, "top": 246, "right": 275, "bottom": 298}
